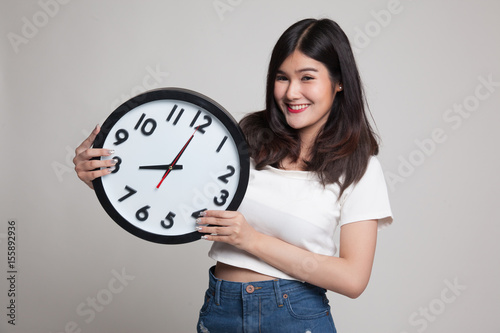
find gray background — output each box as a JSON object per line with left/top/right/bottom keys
{"left": 1, "top": 0, "right": 499, "bottom": 332}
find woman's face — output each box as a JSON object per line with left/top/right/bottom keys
{"left": 274, "top": 50, "right": 341, "bottom": 142}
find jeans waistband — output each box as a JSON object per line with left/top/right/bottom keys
{"left": 207, "top": 266, "right": 315, "bottom": 307}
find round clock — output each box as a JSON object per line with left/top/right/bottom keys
{"left": 92, "top": 88, "right": 250, "bottom": 244}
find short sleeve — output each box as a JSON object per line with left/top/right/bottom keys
{"left": 339, "top": 156, "right": 393, "bottom": 229}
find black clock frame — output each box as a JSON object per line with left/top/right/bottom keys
{"left": 92, "top": 87, "right": 250, "bottom": 244}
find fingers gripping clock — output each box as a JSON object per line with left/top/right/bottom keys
{"left": 92, "top": 88, "right": 250, "bottom": 244}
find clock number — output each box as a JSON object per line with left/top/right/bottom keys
{"left": 136, "top": 205, "right": 151, "bottom": 222}
{"left": 114, "top": 129, "right": 129, "bottom": 145}
{"left": 111, "top": 156, "right": 122, "bottom": 174}
{"left": 189, "top": 110, "right": 201, "bottom": 127}
{"left": 190, "top": 110, "right": 212, "bottom": 134}
{"left": 118, "top": 185, "right": 137, "bottom": 202}
{"left": 161, "top": 211, "right": 176, "bottom": 229}
{"left": 197, "top": 115, "right": 212, "bottom": 134}
{"left": 217, "top": 165, "right": 235, "bottom": 184}
{"left": 214, "top": 190, "right": 229, "bottom": 206}
{"left": 134, "top": 113, "right": 157, "bottom": 136}
{"left": 216, "top": 136, "right": 228, "bottom": 153}
{"left": 191, "top": 209, "right": 207, "bottom": 219}
{"left": 166, "top": 104, "right": 184, "bottom": 125}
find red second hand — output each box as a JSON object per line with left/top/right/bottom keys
{"left": 156, "top": 126, "right": 199, "bottom": 189}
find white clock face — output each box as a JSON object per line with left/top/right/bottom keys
{"left": 93, "top": 89, "right": 249, "bottom": 244}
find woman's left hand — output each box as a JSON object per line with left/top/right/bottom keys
{"left": 196, "top": 210, "right": 260, "bottom": 251}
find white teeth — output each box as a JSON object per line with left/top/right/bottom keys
{"left": 288, "top": 104, "right": 309, "bottom": 110}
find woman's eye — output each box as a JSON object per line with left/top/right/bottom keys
{"left": 302, "top": 76, "right": 314, "bottom": 81}
{"left": 276, "top": 75, "right": 288, "bottom": 81}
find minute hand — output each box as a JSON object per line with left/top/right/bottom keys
{"left": 156, "top": 126, "right": 199, "bottom": 189}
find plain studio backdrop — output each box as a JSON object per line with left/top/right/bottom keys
{"left": 1, "top": 1, "right": 499, "bottom": 332}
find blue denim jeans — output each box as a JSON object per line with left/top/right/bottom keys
{"left": 197, "top": 266, "right": 336, "bottom": 333}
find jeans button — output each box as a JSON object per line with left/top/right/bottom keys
{"left": 246, "top": 285, "right": 255, "bottom": 293}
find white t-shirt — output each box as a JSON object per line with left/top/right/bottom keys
{"left": 208, "top": 156, "right": 393, "bottom": 280}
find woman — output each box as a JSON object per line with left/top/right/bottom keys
{"left": 74, "top": 18, "right": 392, "bottom": 332}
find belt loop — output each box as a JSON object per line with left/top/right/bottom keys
{"left": 214, "top": 279, "right": 222, "bottom": 306}
{"left": 273, "top": 279, "right": 284, "bottom": 308}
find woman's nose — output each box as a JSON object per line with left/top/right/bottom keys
{"left": 285, "top": 80, "right": 301, "bottom": 100}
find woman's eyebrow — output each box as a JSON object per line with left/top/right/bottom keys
{"left": 296, "top": 67, "right": 319, "bottom": 73}
{"left": 277, "top": 67, "right": 319, "bottom": 75}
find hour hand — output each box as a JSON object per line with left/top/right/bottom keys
{"left": 139, "top": 164, "right": 183, "bottom": 171}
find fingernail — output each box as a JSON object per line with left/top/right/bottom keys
{"left": 110, "top": 159, "right": 117, "bottom": 165}
{"left": 195, "top": 218, "right": 202, "bottom": 224}
{"left": 195, "top": 226, "right": 203, "bottom": 231}
{"left": 201, "top": 235, "right": 209, "bottom": 240}
{"left": 108, "top": 166, "right": 116, "bottom": 172}
{"left": 198, "top": 211, "right": 207, "bottom": 217}
{"left": 107, "top": 149, "right": 115, "bottom": 155}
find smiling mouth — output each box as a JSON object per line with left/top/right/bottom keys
{"left": 287, "top": 104, "right": 310, "bottom": 113}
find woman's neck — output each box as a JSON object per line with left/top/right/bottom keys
{"left": 281, "top": 146, "right": 313, "bottom": 171}
{"left": 279, "top": 131, "right": 317, "bottom": 171}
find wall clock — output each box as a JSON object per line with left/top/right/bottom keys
{"left": 92, "top": 88, "right": 250, "bottom": 244}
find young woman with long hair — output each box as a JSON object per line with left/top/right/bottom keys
{"left": 74, "top": 18, "right": 393, "bottom": 332}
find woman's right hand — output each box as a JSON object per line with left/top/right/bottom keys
{"left": 73, "top": 125, "right": 116, "bottom": 189}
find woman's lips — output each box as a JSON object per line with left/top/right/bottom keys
{"left": 287, "top": 104, "right": 310, "bottom": 113}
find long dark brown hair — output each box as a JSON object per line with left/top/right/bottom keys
{"left": 240, "top": 18, "right": 379, "bottom": 196}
